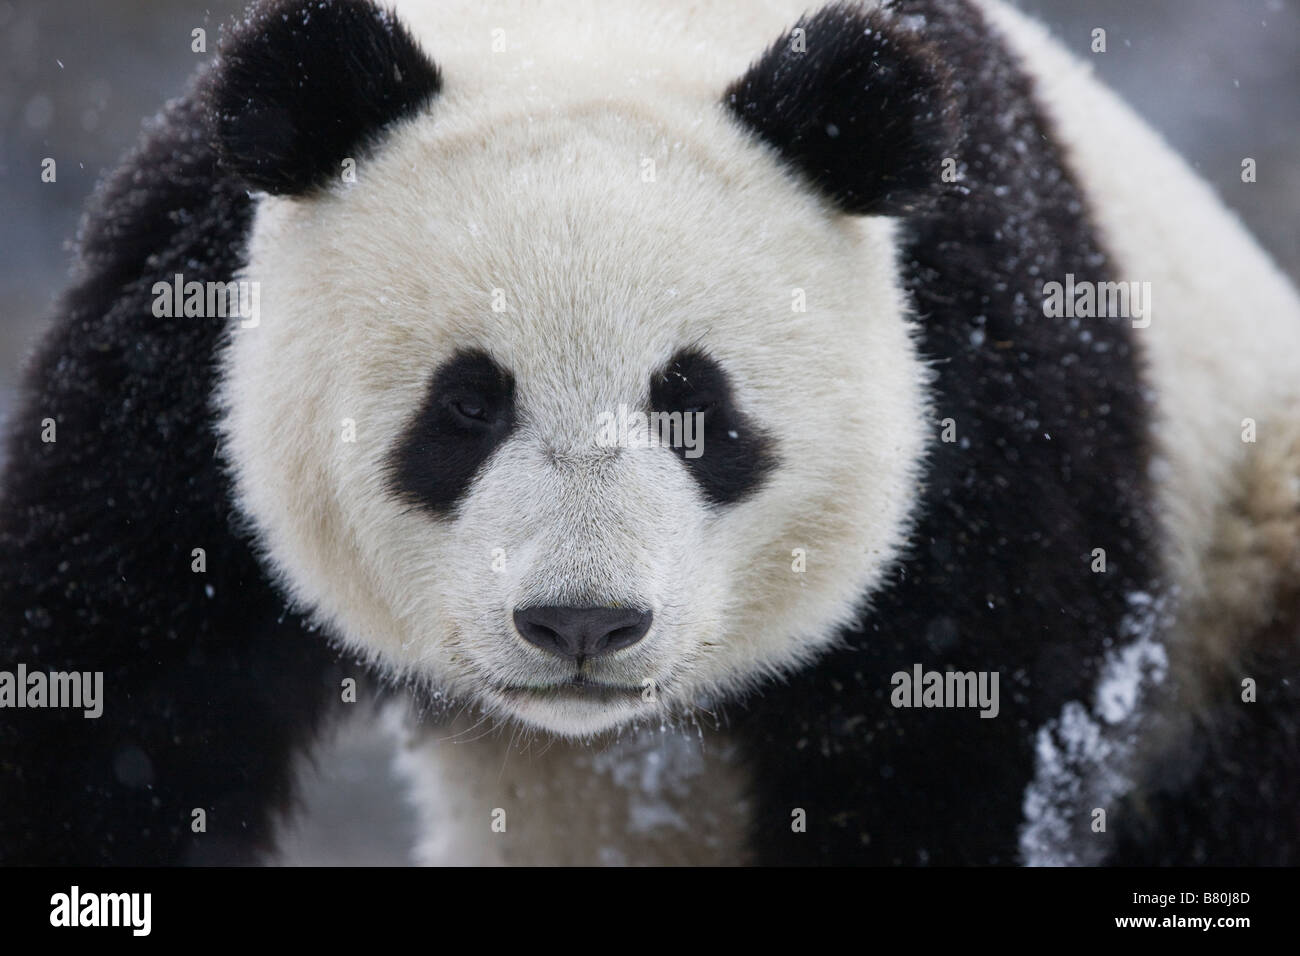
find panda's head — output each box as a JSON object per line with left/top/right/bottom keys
{"left": 215, "top": 0, "right": 955, "bottom": 736}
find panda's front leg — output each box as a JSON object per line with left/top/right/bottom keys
{"left": 0, "top": 569, "right": 343, "bottom": 865}
{"left": 0, "top": 374, "right": 344, "bottom": 864}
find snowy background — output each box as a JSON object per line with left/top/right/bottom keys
{"left": 1, "top": 0, "right": 1298, "bottom": 864}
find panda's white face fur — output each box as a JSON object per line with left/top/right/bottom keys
{"left": 218, "top": 22, "right": 930, "bottom": 737}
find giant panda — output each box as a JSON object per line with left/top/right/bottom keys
{"left": 2, "top": 0, "right": 1298, "bottom": 867}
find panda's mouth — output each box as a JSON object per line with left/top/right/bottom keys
{"left": 495, "top": 677, "right": 644, "bottom": 704}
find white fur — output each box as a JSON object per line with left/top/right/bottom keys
{"left": 219, "top": 0, "right": 930, "bottom": 743}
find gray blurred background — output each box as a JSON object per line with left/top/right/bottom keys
{"left": 1, "top": 0, "right": 1297, "bottom": 863}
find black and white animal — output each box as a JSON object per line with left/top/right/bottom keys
{"left": 2, "top": 0, "right": 1299, "bottom": 865}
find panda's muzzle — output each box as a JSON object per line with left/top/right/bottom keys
{"left": 512, "top": 605, "right": 652, "bottom": 665}
{"left": 496, "top": 677, "right": 646, "bottom": 705}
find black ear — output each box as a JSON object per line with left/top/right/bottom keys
{"left": 724, "top": 2, "right": 958, "bottom": 216}
{"left": 209, "top": 0, "right": 441, "bottom": 195}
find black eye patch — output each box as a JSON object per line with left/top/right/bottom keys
{"left": 649, "top": 349, "right": 776, "bottom": 505}
{"left": 386, "top": 350, "right": 517, "bottom": 516}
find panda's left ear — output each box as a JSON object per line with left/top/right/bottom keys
{"left": 209, "top": 0, "right": 441, "bottom": 196}
{"left": 724, "top": 3, "right": 959, "bottom": 216}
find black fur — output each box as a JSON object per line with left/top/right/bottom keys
{"left": 0, "top": 70, "right": 344, "bottom": 864}
{"left": 724, "top": 1, "right": 959, "bottom": 216}
{"left": 387, "top": 350, "right": 518, "bottom": 516}
{"left": 741, "top": 0, "right": 1162, "bottom": 864}
{"left": 210, "top": 0, "right": 441, "bottom": 195}
{"left": 649, "top": 349, "right": 776, "bottom": 506}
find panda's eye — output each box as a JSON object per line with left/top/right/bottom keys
{"left": 446, "top": 396, "right": 490, "bottom": 425}
{"left": 442, "top": 391, "right": 513, "bottom": 434}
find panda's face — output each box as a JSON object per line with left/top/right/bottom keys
{"left": 220, "top": 98, "right": 930, "bottom": 737}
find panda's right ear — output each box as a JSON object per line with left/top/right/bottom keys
{"left": 208, "top": 0, "right": 441, "bottom": 196}
{"left": 724, "top": 2, "right": 959, "bottom": 217}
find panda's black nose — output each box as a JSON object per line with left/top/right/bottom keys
{"left": 513, "top": 606, "right": 652, "bottom": 661}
